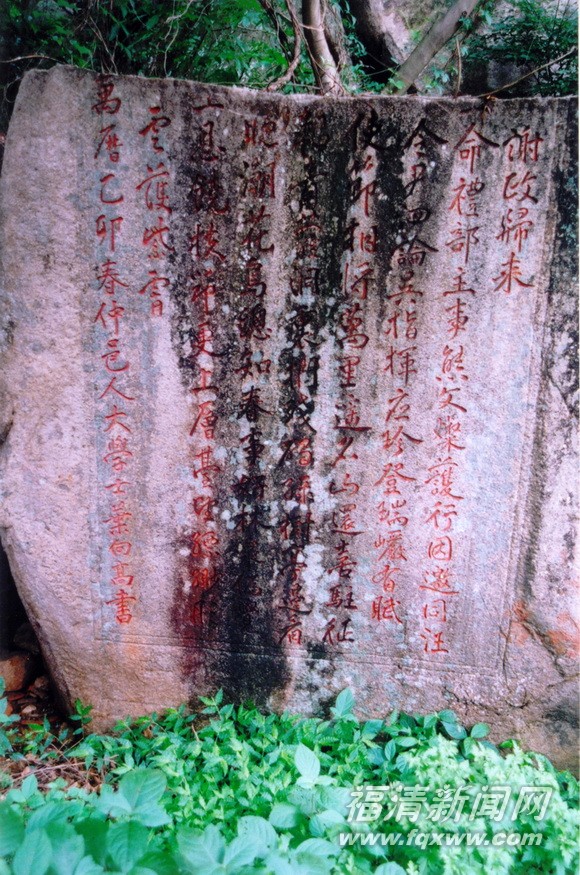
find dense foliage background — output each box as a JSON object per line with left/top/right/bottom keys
{"left": 0, "top": 0, "right": 577, "bottom": 123}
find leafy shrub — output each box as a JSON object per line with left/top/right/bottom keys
{"left": 0, "top": 685, "right": 578, "bottom": 874}
{"left": 462, "top": 0, "right": 578, "bottom": 96}
{"left": 1, "top": 0, "right": 575, "bottom": 113}
{"left": 0, "top": 0, "right": 317, "bottom": 131}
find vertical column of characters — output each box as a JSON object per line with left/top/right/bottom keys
{"left": 276, "top": 108, "right": 322, "bottom": 648}
{"left": 136, "top": 104, "right": 173, "bottom": 316}
{"left": 494, "top": 126, "right": 543, "bottom": 295}
{"left": 187, "top": 96, "right": 229, "bottom": 627}
{"left": 322, "top": 139, "right": 379, "bottom": 648}
{"left": 228, "top": 113, "right": 279, "bottom": 598}
{"left": 420, "top": 124, "right": 497, "bottom": 657}
{"left": 92, "top": 75, "right": 136, "bottom": 627}
{"left": 371, "top": 123, "right": 442, "bottom": 633}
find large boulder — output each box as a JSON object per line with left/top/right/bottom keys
{"left": 0, "top": 67, "right": 577, "bottom": 767}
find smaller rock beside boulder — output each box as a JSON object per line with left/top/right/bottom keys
{"left": 0, "top": 648, "right": 38, "bottom": 692}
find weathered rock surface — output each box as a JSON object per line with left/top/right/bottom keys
{"left": 0, "top": 67, "right": 577, "bottom": 767}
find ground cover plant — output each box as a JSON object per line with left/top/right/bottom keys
{"left": 0, "top": 680, "right": 578, "bottom": 874}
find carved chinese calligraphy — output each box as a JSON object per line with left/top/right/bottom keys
{"left": 0, "top": 69, "right": 576, "bottom": 768}
{"left": 92, "top": 76, "right": 138, "bottom": 628}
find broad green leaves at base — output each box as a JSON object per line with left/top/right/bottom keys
{"left": 0, "top": 686, "right": 578, "bottom": 875}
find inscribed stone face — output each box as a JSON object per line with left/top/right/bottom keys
{"left": 0, "top": 68, "right": 577, "bottom": 766}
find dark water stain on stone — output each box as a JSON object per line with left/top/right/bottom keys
{"left": 543, "top": 703, "right": 579, "bottom": 746}
{"left": 168, "top": 86, "right": 294, "bottom": 704}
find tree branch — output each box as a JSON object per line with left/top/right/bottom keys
{"left": 302, "top": 0, "right": 344, "bottom": 95}
{"left": 267, "top": 0, "right": 302, "bottom": 91}
{"left": 322, "top": 1, "right": 352, "bottom": 73}
{"left": 0, "top": 54, "right": 59, "bottom": 64}
{"left": 256, "top": 0, "right": 292, "bottom": 57}
{"left": 393, "top": 0, "right": 481, "bottom": 94}
{"left": 454, "top": 36, "right": 462, "bottom": 97}
{"left": 476, "top": 47, "right": 578, "bottom": 97}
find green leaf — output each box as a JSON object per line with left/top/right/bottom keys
{"left": 442, "top": 722, "right": 467, "bottom": 740}
{"left": 295, "top": 744, "right": 320, "bottom": 783}
{"left": 136, "top": 853, "right": 177, "bottom": 875}
{"left": 45, "top": 822, "right": 85, "bottom": 875}
{"left": 332, "top": 689, "right": 355, "bottom": 717}
{"left": 470, "top": 723, "right": 489, "bottom": 738}
{"left": 95, "top": 784, "right": 132, "bottom": 818}
{"left": 106, "top": 822, "right": 149, "bottom": 872}
{"left": 177, "top": 824, "right": 225, "bottom": 869}
{"left": 21, "top": 774, "right": 38, "bottom": 798}
{"left": 0, "top": 803, "right": 24, "bottom": 855}
{"left": 264, "top": 853, "right": 295, "bottom": 875}
{"left": 136, "top": 805, "right": 171, "bottom": 828}
{"left": 73, "top": 858, "right": 106, "bottom": 875}
{"left": 223, "top": 834, "right": 260, "bottom": 868}
{"left": 367, "top": 747, "right": 385, "bottom": 766}
{"left": 291, "top": 854, "right": 333, "bottom": 875}
{"left": 13, "top": 828, "right": 52, "bottom": 875}
{"left": 395, "top": 754, "right": 412, "bottom": 776}
{"left": 75, "top": 819, "right": 108, "bottom": 866}
{"left": 118, "top": 768, "right": 166, "bottom": 810}
{"left": 374, "top": 864, "right": 407, "bottom": 875}
{"left": 269, "top": 803, "right": 300, "bottom": 829}
{"left": 320, "top": 786, "right": 351, "bottom": 814}
{"left": 288, "top": 786, "right": 318, "bottom": 817}
{"left": 295, "top": 838, "right": 339, "bottom": 859}
{"left": 28, "top": 803, "right": 68, "bottom": 830}
{"left": 396, "top": 737, "right": 418, "bottom": 749}
{"left": 383, "top": 740, "right": 397, "bottom": 762}
{"left": 308, "top": 815, "right": 326, "bottom": 838}
{"left": 462, "top": 737, "right": 476, "bottom": 756}
{"left": 309, "top": 809, "right": 344, "bottom": 836}
{"left": 362, "top": 720, "right": 384, "bottom": 737}
{"left": 237, "top": 816, "right": 277, "bottom": 853}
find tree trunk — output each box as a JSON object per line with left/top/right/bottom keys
{"left": 348, "top": 0, "right": 408, "bottom": 77}
{"left": 302, "top": 0, "right": 344, "bottom": 95}
{"left": 394, "top": 0, "right": 481, "bottom": 93}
